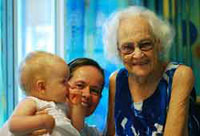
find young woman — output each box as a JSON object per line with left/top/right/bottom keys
{"left": 68, "top": 58, "right": 105, "bottom": 136}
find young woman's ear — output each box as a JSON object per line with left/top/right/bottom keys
{"left": 36, "top": 80, "right": 46, "bottom": 93}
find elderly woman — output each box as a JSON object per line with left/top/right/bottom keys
{"left": 103, "top": 6, "right": 199, "bottom": 136}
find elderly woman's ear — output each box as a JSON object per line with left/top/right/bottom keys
{"left": 156, "top": 39, "right": 163, "bottom": 52}
{"left": 155, "top": 38, "right": 164, "bottom": 57}
{"left": 116, "top": 42, "right": 123, "bottom": 60}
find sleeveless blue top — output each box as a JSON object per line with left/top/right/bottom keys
{"left": 114, "top": 62, "right": 200, "bottom": 136}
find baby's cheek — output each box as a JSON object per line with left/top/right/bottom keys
{"left": 65, "top": 86, "right": 70, "bottom": 96}
{"left": 66, "top": 89, "right": 69, "bottom": 96}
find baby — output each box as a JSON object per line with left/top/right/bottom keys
{"left": 0, "top": 51, "right": 80, "bottom": 136}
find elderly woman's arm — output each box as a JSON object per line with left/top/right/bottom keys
{"left": 105, "top": 71, "right": 118, "bottom": 136}
{"left": 164, "top": 65, "right": 194, "bottom": 136}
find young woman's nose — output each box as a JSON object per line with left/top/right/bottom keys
{"left": 82, "top": 86, "right": 91, "bottom": 99}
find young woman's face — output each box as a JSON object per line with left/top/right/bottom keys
{"left": 118, "top": 16, "right": 161, "bottom": 77}
{"left": 68, "top": 66, "right": 104, "bottom": 116}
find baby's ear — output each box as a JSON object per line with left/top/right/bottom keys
{"left": 36, "top": 80, "right": 46, "bottom": 93}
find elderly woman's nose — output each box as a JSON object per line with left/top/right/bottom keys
{"left": 132, "top": 47, "right": 144, "bottom": 58}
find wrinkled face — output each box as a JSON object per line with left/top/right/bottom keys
{"left": 118, "top": 16, "right": 161, "bottom": 77}
{"left": 45, "top": 61, "right": 70, "bottom": 103}
{"left": 68, "top": 66, "right": 104, "bottom": 116}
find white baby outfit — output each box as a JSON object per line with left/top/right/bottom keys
{"left": 0, "top": 96, "right": 80, "bottom": 136}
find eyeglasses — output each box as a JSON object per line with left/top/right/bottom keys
{"left": 118, "top": 39, "right": 154, "bottom": 55}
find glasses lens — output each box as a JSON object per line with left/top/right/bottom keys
{"left": 120, "top": 43, "right": 134, "bottom": 54}
{"left": 139, "top": 41, "right": 154, "bottom": 51}
{"left": 119, "top": 40, "right": 154, "bottom": 54}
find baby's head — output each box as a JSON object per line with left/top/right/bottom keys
{"left": 19, "top": 51, "right": 69, "bottom": 103}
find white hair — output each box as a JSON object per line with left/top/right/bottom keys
{"left": 103, "top": 6, "right": 175, "bottom": 63}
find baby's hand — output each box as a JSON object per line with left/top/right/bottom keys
{"left": 66, "top": 84, "right": 82, "bottom": 105}
{"left": 66, "top": 85, "right": 87, "bottom": 116}
{"left": 69, "top": 90, "right": 82, "bottom": 105}
{"left": 35, "top": 109, "right": 48, "bottom": 115}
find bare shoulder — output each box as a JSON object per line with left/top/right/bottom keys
{"left": 13, "top": 97, "right": 37, "bottom": 115}
{"left": 109, "top": 70, "right": 119, "bottom": 102}
{"left": 17, "top": 97, "right": 36, "bottom": 108}
{"left": 172, "top": 64, "right": 194, "bottom": 95}
{"left": 109, "top": 71, "right": 118, "bottom": 82}
{"left": 174, "top": 64, "right": 194, "bottom": 83}
{"left": 109, "top": 71, "right": 118, "bottom": 93}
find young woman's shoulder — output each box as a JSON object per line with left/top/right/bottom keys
{"left": 80, "top": 124, "right": 101, "bottom": 136}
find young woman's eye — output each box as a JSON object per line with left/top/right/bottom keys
{"left": 90, "top": 88, "right": 100, "bottom": 96}
{"left": 75, "top": 84, "right": 85, "bottom": 89}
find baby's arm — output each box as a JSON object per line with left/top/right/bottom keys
{"left": 67, "top": 88, "right": 86, "bottom": 132}
{"left": 9, "top": 98, "right": 55, "bottom": 135}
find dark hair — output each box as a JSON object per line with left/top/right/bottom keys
{"left": 68, "top": 58, "right": 105, "bottom": 92}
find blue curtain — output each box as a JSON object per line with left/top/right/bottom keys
{"left": 0, "top": 0, "right": 15, "bottom": 127}
{"left": 163, "top": 0, "right": 200, "bottom": 96}
{"left": 0, "top": 0, "right": 5, "bottom": 126}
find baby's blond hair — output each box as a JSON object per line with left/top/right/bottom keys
{"left": 19, "top": 51, "right": 66, "bottom": 94}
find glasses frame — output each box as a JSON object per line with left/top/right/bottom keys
{"left": 117, "top": 38, "right": 156, "bottom": 55}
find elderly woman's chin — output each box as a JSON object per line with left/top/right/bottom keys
{"left": 125, "top": 63, "right": 153, "bottom": 77}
